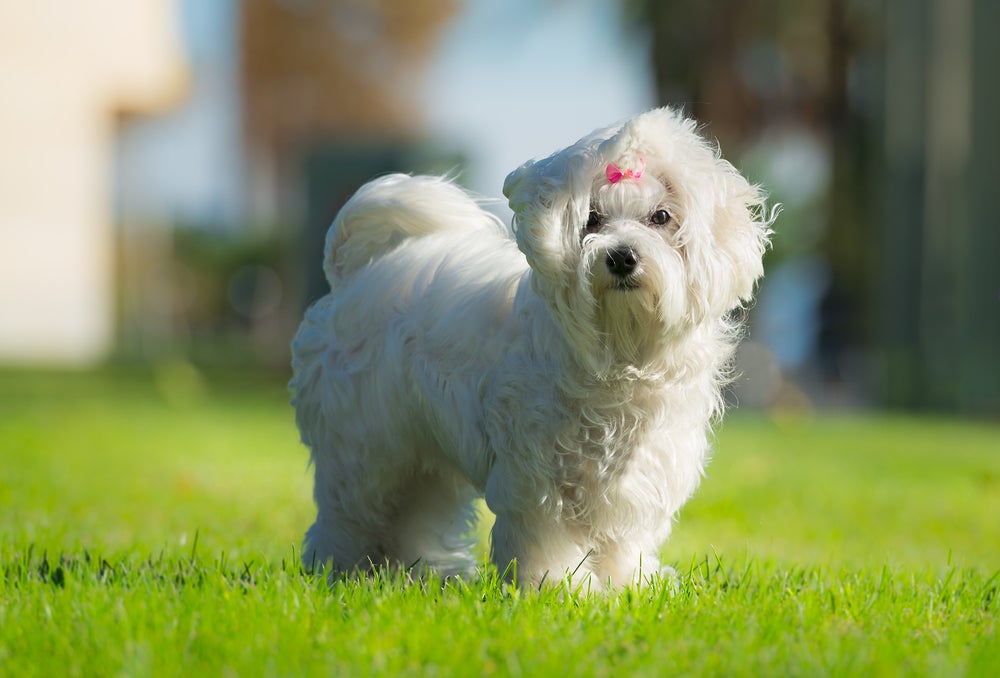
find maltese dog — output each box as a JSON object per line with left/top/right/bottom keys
{"left": 290, "top": 107, "right": 773, "bottom": 588}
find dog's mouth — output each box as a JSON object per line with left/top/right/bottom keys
{"left": 594, "top": 271, "right": 643, "bottom": 294}
{"left": 614, "top": 278, "right": 642, "bottom": 291}
{"left": 610, "top": 269, "right": 643, "bottom": 291}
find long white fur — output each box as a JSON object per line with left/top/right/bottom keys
{"left": 290, "top": 107, "right": 773, "bottom": 588}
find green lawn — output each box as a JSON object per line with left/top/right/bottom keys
{"left": 1, "top": 368, "right": 998, "bottom": 676}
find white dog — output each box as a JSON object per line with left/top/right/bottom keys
{"left": 290, "top": 108, "right": 772, "bottom": 588}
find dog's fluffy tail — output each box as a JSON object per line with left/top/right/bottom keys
{"left": 323, "top": 173, "right": 505, "bottom": 289}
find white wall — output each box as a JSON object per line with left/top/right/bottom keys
{"left": 0, "top": 1, "right": 187, "bottom": 364}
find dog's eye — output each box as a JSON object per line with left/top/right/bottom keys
{"left": 649, "top": 210, "right": 671, "bottom": 226}
{"left": 650, "top": 209, "right": 671, "bottom": 226}
{"left": 584, "top": 210, "right": 602, "bottom": 234}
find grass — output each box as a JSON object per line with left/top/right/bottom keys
{"left": 1, "top": 367, "right": 998, "bottom": 676}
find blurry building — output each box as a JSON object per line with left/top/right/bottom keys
{"left": 240, "top": 0, "right": 462, "bottom": 308}
{"left": 0, "top": 2, "right": 186, "bottom": 365}
{"left": 3, "top": 0, "right": 457, "bottom": 367}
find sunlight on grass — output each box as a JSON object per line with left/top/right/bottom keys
{"left": 666, "top": 414, "right": 1000, "bottom": 570}
{"left": 1, "top": 370, "right": 998, "bottom": 676}
{"left": 0, "top": 369, "right": 313, "bottom": 561}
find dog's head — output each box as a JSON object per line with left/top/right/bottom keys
{"left": 503, "top": 108, "right": 773, "bottom": 375}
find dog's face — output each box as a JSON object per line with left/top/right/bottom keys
{"left": 504, "top": 108, "right": 772, "bottom": 375}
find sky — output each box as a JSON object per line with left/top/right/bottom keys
{"left": 116, "top": 0, "right": 241, "bottom": 225}
{"left": 423, "top": 0, "right": 656, "bottom": 203}
{"left": 116, "top": 0, "right": 655, "bottom": 225}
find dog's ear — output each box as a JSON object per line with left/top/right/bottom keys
{"left": 622, "top": 108, "right": 774, "bottom": 319}
{"left": 678, "top": 159, "right": 774, "bottom": 323}
{"left": 711, "top": 164, "right": 773, "bottom": 308}
{"left": 504, "top": 120, "right": 628, "bottom": 276}
{"left": 503, "top": 154, "right": 589, "bottom": 280}
{"left": 504, "top": 159, "right": 557, "bottom": 277}
{"left": 502, "top": 159, "right": 540, "bottom": 231}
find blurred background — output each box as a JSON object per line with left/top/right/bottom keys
{"left": 1, "top": 0, "right": 997, "bottom": 416}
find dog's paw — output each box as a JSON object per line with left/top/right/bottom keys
{"left": 651, "top": 564, "right": 680, "bottom": 594}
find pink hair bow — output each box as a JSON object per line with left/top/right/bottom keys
{"left": 606, "top": 158, "right": 645, "bottom": 184}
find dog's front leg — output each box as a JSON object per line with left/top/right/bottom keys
{"left": 490, "top": 512, "right": 596, "bottom": 589}
{"left": 591, "top": 537, "right": 665, "bottom": 588}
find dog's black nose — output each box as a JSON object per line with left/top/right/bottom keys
{"left": 606, "top": 247, "right": 638, "bottom": 278}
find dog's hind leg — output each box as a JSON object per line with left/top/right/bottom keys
{"left": 386, "top": 469, "right": 480, "bottom": 579}
{"left": 302, "top": 442, "right": 412, "bottom": 574}
{"left": 303, "top": 510, "right": 387, "bottom": 575}
{"left": 303, "top": 486, "right": 398, "bottom": 575}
